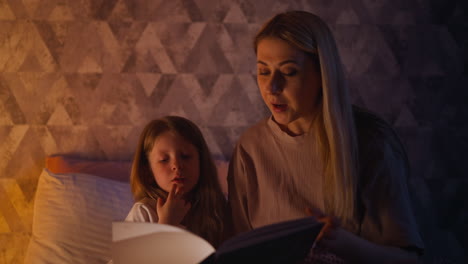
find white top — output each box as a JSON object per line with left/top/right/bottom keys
{"left": 125, "top": 198, "right": 158, "bottom": 223}
{"left": 107, "top": 198, "right": 159, "bottom": 264}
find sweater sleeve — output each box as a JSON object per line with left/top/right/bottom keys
{"left": 358, "top": 136, "right": 424, "bottom": 254}
{"left": 227, "top": 143, "right": 253, "bottom": 235}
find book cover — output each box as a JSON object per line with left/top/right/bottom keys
{"left": 112, "top": 216, "right": 324, "bottom": 264}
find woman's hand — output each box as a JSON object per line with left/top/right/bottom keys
{"left": 305, "top": 208, "right": 420, "bottom": 263}
{"left": 156, "top": 184, "right": 191, "bottom": 225}
{"left": 306, "top": 207, "right": 339, "bottom": 248}
{"left": 319, "top": 227, "right": 420, "bottom": 263}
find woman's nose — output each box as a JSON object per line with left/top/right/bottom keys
{"left": 267, "top": 73, "right": 283, "bottom": 94}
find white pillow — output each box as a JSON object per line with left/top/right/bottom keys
{"left": 25, "top": 169, "right": 133, "bottom": 264}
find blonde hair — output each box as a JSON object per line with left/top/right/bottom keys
{"left": 130, "top": 116, "right": 225, "bottom": 246}
{"left": 254, "top": 11, "right": 358, "bottom": 224}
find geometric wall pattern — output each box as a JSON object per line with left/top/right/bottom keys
{"left": 0, "top": 0, "right": 466, "bottom": 263}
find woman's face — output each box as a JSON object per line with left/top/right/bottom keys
{"left": 256, "top": 37, "right": 322, "bottom": 135}
{"left": 148, "top": 131, "right": 200, "bottom": 195}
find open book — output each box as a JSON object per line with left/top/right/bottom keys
{"left": 112, "top": 216, "right": 324, "bottom": 264}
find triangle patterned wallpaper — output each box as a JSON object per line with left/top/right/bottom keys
{"left": 0, "top": 0, "right": 467, "bottom": 263}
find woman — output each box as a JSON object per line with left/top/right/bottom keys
{"left": 227, "top": 10, "right": 424, "bottom": 263}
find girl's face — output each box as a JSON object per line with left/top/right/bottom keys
{"left": 256, "top": 37, "right": 322, "bottom": 135}
{"left": 148, "top": 131, "right": 200, "bottom": 195}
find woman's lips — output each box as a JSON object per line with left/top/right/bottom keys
{"left": 272, "top": 103, "right": 288, "bottom": 112}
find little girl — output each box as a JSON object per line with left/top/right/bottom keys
{"left": 126, "top": 116, "right": 226, "bottom": 247}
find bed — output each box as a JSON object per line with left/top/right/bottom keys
{"left": 24, "top": 155, "right": 229, "bottom": 264}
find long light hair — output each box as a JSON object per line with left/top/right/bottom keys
{"left": 254, "top": 11, "right": 358, "bottom": 225}
{"left": 130, "top": 116, "right": 225, "bottom": 246}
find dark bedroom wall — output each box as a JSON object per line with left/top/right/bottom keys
{"left": 409, "top": 0, "right": 468, "bottom": 263}
{"left": 0, "top": 0, "right": 466, "bottom": 263}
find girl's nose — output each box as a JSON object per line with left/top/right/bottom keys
{"left": 172, "top": 159, "right": 182, "bottom": 171}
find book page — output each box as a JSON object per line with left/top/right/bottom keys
{"left": 112, "top": 222, "right": 184, "bottom": 241}
{"left": 112, "top": 222, "right": 215, "bottom": 264}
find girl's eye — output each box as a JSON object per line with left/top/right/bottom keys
{"left": 181, "top": 154, "right": 191, "bottom": 160}
{"left": 159, "top": 158, "right": 169, "bottom": 163}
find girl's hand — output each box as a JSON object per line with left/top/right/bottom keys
{"left": 156, "top": 184, "right": 191, "bottom": 225}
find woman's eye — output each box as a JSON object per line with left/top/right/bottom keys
{"left": 258, "top": 69, "right": 270, "bottom": 76}
{"left": 282, "top": 69, "right": 297, "bottom": 76}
